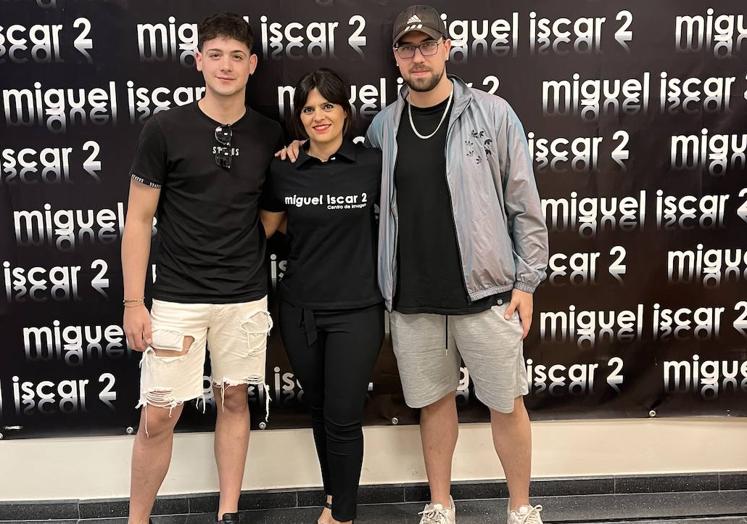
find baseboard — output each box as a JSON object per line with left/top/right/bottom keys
{"left": 1, "top": 472, "right": 745, "bottom": 520}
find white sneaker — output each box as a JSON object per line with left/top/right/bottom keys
{"left": 508, "top": 504, "right": 543, "bottom": 524}
{"left": 418, "top": 495, "right": 456, "bottom": 523}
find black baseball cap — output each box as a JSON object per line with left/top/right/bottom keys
{"left": 392, "top": 5, "right": 448, "bottom": 46}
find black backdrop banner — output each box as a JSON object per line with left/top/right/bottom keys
{"left": 1, "top": 0, "right": 746, "bottom": 438}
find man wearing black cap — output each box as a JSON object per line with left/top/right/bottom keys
{"left": 366, "top": 5, "right": 549, "bottom": 524}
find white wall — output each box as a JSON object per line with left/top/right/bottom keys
{"left": 1, "top": 417, "right": 746, "bottom": 501}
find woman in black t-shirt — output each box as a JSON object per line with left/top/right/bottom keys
{"left": 261, "top": 69, "right": 382, "bottom": 524}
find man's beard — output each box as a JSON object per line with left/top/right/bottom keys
{"left": 405, "top": 67, "right": 444, "bottom": 93}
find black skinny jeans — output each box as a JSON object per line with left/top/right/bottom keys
{"left": 279, "top": 301, "right": 384, "bottom": 522}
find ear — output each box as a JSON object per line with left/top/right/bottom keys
{"left": 248, "top": 53, "right": 258, "bottom": 76}
{"left": 195, "top": 49, "right": 204, "bottom": 72}
{"left": 443, "top": 38, "right": 452, "bottom": 61}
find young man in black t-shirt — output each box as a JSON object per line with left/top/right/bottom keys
{"left": 121, "top": 13, "right": 282, "bottom": 524}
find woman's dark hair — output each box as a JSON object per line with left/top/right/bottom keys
{"left": 198, "top": 12, "right": 254, "bottom": 52}
{"left": 292, "top": 68, "right": 353, "bottom": 139}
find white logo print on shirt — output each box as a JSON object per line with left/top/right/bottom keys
{"left": 284, "top": 193, "right": 368, "bottom": 210}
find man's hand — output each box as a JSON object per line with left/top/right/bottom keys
{"left": 124, "top": 304, "right": 152, "bottom": 351}
{"left": 274, "top": 139, "right": 306, "bottom": 162}
{"left": 504, "top": 288, "right": 533, "bottom": 339}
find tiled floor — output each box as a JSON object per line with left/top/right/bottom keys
{"left": 4, "top": 492, "right": 747, "bottom": 523}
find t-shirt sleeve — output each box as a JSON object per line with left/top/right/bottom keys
{"left": 130, "top": 117, "right": 167, "bottom": 188}
{"left": 260, "top": 165, "right": 285, "bottom": 212}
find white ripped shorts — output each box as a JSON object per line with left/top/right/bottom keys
{"left": 137, "top": 296, "right": 271, "bottom": 412}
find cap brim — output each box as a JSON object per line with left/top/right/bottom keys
{"left": 393, "top": 26, "right": 442, "bottom": 47}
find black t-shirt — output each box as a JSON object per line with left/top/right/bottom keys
{"left": 130, "top": 102, "right": 283, "bottom": 303}
{"left": 394, "top": 96, "right": 506, "bottom": 314}
{"left": 262, "top": 141, "right": 382, "bottom": 310}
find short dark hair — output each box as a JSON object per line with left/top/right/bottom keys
{"left": 198, "top": 12, "right": 254, "bottom": 52}
{"left": 292, "top": 68, "right": 353, "bottom": 139}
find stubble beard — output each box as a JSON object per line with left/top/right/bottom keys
{"left": 405, "top": 67, "right": 444, "bottom": 93}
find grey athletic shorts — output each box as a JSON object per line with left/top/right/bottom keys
{"left": 390, "top": 302, "right": 529, "bottom": 413}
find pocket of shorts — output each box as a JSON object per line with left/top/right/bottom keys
{"left": 240, "top": 310, "right": 273, "bottom": 356}
{"left": 150, "top": 328, "right": 187, "bottom": 360}
{"left": 491, "top": 305, "right": 523, "bottom": 336}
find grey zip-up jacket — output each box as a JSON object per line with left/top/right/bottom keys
{"left": 365, "top": 75, "right": 548, "bottom": 311}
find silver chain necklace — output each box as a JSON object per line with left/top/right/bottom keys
{"left": 408, "top": 86, "right": 454, "bottom": 140}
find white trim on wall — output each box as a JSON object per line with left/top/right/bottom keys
{"left": 1, "top": 418, "right": 746, "bottom": 501}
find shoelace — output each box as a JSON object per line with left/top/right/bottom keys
{"left": 418, "top": 505, "right": 451, "bottom": 523}
{"left": 513, "top": 504, "right": 543, "bottom": 524}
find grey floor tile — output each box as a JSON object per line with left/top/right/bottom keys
{"left": 0, "top": 520, "right": 78, "bottom": 524}
{"left": 151, "top": 515, "right": 190, "bottom": 524}
{"left": 188, "top": 495, "right": 219, "bottom": 515}
{"left": 83, "top": 519, "right": 128, "bottom": 524}
{"left": 16, "top": 491, "right": 747, "bottom": 524}
{"left": 0, "top": 502, "right": 79, "bottom": 521}
{"left": 148, "top": 515, "right": 213, "bottom": 524}
{"left": 238, "top": 507, "right": 321, "bottom": 523}
{"left": 527, "top": 491, "right": 747, "bottom": 522}
{"left": 152, "top": 498, "right": 190, "bottom": 516}
{"left": 532, "top": 477, "right": 614, "bottom": 497}
{"left": 356, "top": 501, "right": 431, "bottom": 523}
{"left": 0, "top": 521, "right": 78, "bottom": 524}
{"left": 357, "top": 484, "right": 406, "bottom": 505}
{"left": 295, "top": 489, "right": 325, "bottom": 508}
{"left": 383, "top": 500, "right": 498, "bottom": 523}
{"left": 76, "top": 519, "right": 128, "bottom": 524}
{"left": 451, "top": 481, "right": 508, "bottom": 501}
{"left": 403, "top": 484, "right": 431, "bottom": 503}
{"left": 585, "top": 519, "right": 747, "bottom": 524}
{"left": 237, "top": 492, "right": 297, "bottom": 511}
{"left": 183, "top": 515, "right": 216, "bottom": 524}
{"left": 615, "top": 475, "right": 720, "bottom": 494}
{"left": 720, "top": 473, "right": 747, "bottom": 491}
{"left": 79, "top": 500, "right": 128, "bottom": 519}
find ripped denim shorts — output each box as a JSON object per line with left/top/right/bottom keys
{"left": 137, "top": 296, "right": 272, "bottom": 422}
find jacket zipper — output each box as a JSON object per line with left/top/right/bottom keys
{"left": 390, "top": 135, "right": 399, "bottom": 305}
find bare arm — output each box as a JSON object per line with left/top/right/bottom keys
{"left": 121, "top": 178, "right": 160, "bottom": 351}
{"left": 260, "top": 210, "right": 286, "bottom": 237}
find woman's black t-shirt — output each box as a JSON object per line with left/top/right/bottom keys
{"left": 262, "top": 141, "right": 382, "bottom": 310}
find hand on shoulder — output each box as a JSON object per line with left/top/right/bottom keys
{"left": 274, "top": 139, "right": 306, "bottom": 162}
